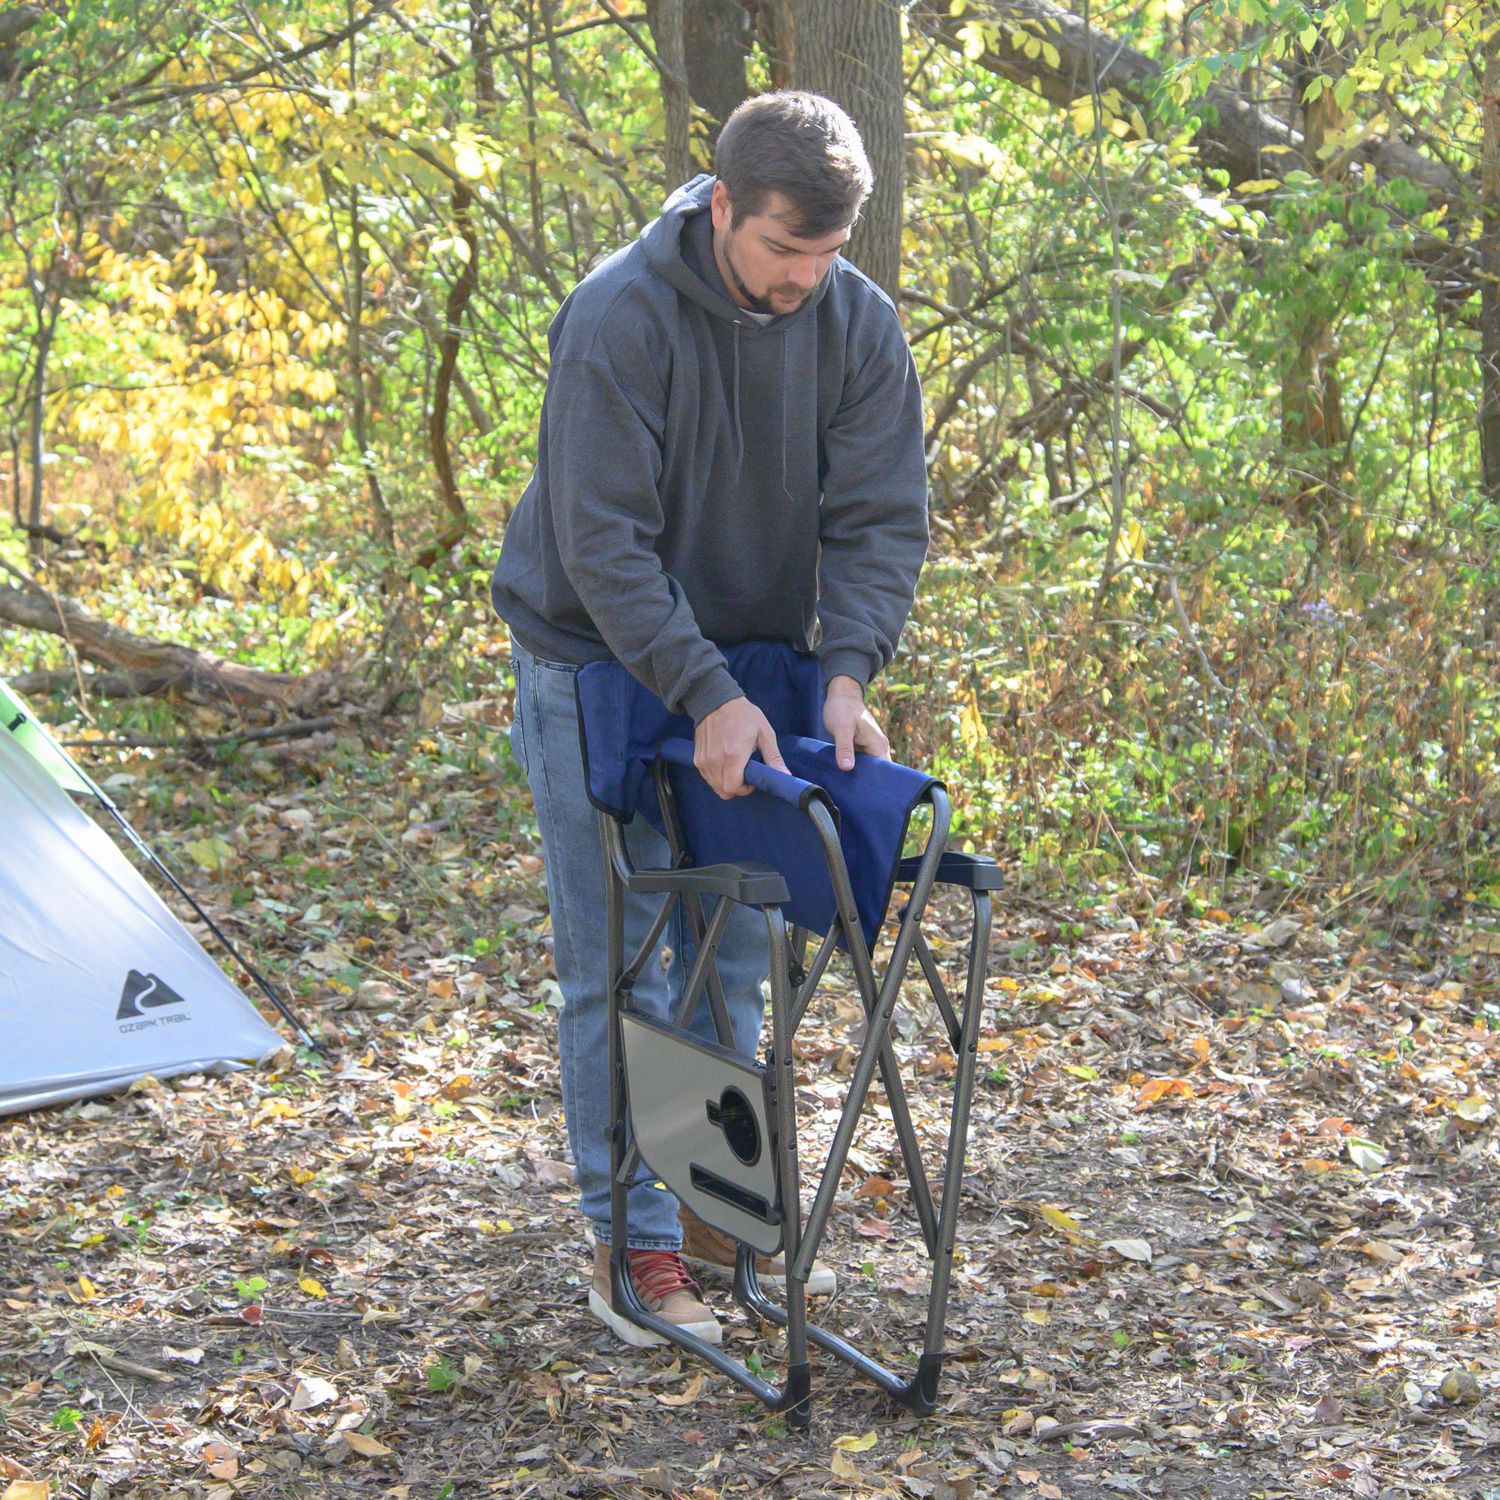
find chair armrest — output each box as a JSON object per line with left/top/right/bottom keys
{"left": 627, "top": 862, "right": 790, "bottom": 907}
{"left": 657, "top": 737, "right": 823, "bottom": 812}
{"left": 896, "top": 852, "right": 1004, "bottom": 891}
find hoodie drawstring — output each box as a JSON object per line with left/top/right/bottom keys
{"left": 780, "top": 336, "right": 788, "bottom": 491}
{"left": 732, "top": 323, "right": 745, "bottom": 467}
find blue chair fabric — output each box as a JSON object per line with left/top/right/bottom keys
{"left": 576, "top": 644, "right": 939, "bottom": 947}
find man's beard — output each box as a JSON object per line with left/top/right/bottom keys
{"left": 719, "top": 233, "right": 809, "bottom": 316}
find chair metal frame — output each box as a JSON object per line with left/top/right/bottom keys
{"left": 593, "top": 736, "right": 998, "bottom": 1428}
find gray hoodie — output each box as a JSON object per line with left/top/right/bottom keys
{"left": 490, "top": 175, "right": 928, "bottom": 722}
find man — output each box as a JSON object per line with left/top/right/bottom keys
{"left": 491, "top": 92, "right": 928, "bottom": 1347}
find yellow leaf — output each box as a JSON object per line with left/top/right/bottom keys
{"left": 1022, "top": 1307, "right": 1052, "bottom": 1325}
{"left": 832, "top": 1431, "right": 879, "bottom": 1452}
{"left": 299, "top": 1277, "right": 328, "bottom": 1299}
{"left": 831, "top": 1451, "right": 862, "bottom": 1480}
{"left": 342, "top": 1432, "right": 393, "bottom": 1458}
{"left": 1453, "top": 1094, "right": 1494, "bottom": 1124}
{"left": 656, "top": 1373, "right": 704, "bottom": 1406}
{"left": 76, "top": 1276, "right": 97, "bottom": 1302}
{"left": 453, "top": 142, "right": 486, "bottom": 179}
{"left": 1234, "top": 178, "right": 1282, "bottom": 193}
{"left": 999, "top": 977, "right": 1021, "bottom": 993}
{"left": 4, "top": 1483, "right": 52, "bottom": 1500}
{"left": 288, "top": 1165, "right": 316, "bottom": 1186}
{"left": 932, "top": 131, "right": 1007, "bottom": 173}
{"left": 1035, "top": 1203, "right": 1092, "bottom": 1244}
{"left": 956, "top": 687, "right": 986, "bottom": 755}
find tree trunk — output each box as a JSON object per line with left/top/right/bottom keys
{"left": 1280, "top": 42, "right": 1348, "bottom": 516}
{"left": 0, "top": 4, "right": 42, "bottom": 81}
{"left": 755, "top": 0, "right": 797, "bottom": 91}
{"left": 1481, "top": 18, "right": 1500, "bottom": 499}
{"left": 419, "top": 0, "right": 495, "bottom": 567}
{"left": 683, "top": 0, "right": 750, "bottom": 140}
{"left": 424, "top": 183, "right": 477, "bottom": 563}
{"left": 344, "top": 6, "right": 395, "bottom": 558}
{"left": 648, "top": 0, "right": 694, "bottom": 187}
{"left": 647, "top": 0, "right": 748, "bottom": 151}
{"left": 23, "top": 249, "right": 61, "bottom": 551}
{"left": 777, "top": 0, "right": 904, "bottom": 301}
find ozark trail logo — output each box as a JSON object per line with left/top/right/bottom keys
{"left": 117, "top": 969, "right": 188, "bottom": 1021}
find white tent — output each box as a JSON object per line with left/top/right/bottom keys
{"left": 0, "top": 682, "right": 285, "bottom": 1114}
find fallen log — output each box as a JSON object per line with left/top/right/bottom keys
{"left": 0, "top": 579, "right": 343, "bottom": 713}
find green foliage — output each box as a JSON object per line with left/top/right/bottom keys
{"left": 0, "top": 0, "right": 1493, "bottom": 906}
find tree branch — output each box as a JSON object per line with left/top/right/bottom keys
{"left": 911, "top": 0, "right": 1477, "bottom": 298}
{"left": 104, "top": 2, "right": 399, "bottom": 111}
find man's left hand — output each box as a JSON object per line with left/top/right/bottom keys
{"left": 823, "top": 675, "right": 890, "bottom": 771}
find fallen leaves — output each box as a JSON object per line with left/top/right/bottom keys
{"left": 288, "top": 1375, "right": 337, "bottom": 1412}
{"left": 2, "top": 743, "right": 1497, "bottom": 1500}
{"left": 655, "top": 1374, "right": 703, "bottom": 1407}
{"left": 1031, "top": 1203, "right": 1092, "bottom": 1245}
{"left": 1243, "top": 915, "right": 1302, "bottom": 949}
{"left": 1102, "top": 1237, "right": 1153, "bottom": 1264}
{"left": 340, "top": 1431, "right": 394, "bottom": 1457}
{"left": 1345, "top": 1136, "right": 1389, "bottom": 1171}
{"left": 1133, "top": 1076, "right": 1196, "bottom": 1109}
{"left": 200, "top": 1440, "right": 239, "bottom": 1480}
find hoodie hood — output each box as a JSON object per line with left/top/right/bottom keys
{"left": 641, "top": 174, "right": 834, "bottom": 328}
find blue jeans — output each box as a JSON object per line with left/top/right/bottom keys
{"left": 508, "top": 642, "right": 770, "bottom": 1249}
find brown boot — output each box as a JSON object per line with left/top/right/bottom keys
{"left": 589, "top": 1242, "right": 722, "bottom": 1348}
{"left": 679, "top": 1205, "right": 838, "bottom": 1295}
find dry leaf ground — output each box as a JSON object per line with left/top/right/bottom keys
{"left": 3, "top": 713, "right": 1499, "bottom": 1500}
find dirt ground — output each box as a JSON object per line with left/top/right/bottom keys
{"left": 3, "top": 726, "right": 1499, "bottom": 1500}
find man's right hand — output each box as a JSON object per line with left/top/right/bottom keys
{"left": 694, "top": 696, "right": 788, "bottom": 799}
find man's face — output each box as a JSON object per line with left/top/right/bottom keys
{"left": 710, "top": 182, "right": 851, "bottom": 317}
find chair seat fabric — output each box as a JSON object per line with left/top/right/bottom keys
{"left": 577, "top": 645, "right": 939, "bottom": 947}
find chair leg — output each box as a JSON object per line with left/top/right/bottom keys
{"left": 762, "top": 904, "right": 811, "bottom": 1427}
{"left": 914, "top": 889, "right": 992, "bottom": 1398}
{"left": 603, "top": 819, "right": 633, "bottom": 1322}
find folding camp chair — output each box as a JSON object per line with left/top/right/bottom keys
{"left": 576, "top": 642, "right": 998, "bottom": 1427}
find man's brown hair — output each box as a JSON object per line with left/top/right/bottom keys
{"left": 713, "top": 91, "right": 872, "bottom": 238}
